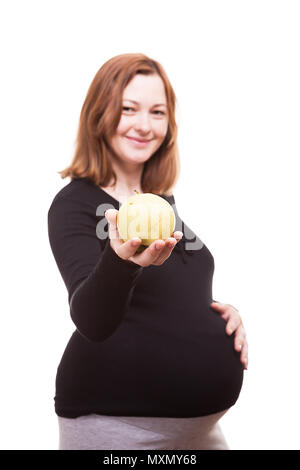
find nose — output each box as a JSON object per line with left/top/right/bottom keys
{"left": 133, "top": 111, "right": 152, "bottom": 134}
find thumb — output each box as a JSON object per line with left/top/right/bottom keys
{"left": 104, "top": 208, "right": 118, "bottom": 225}
{"left": 210, "top": 301, "right": 225, "bottom": 309}
{"left": 104, "top": 209, "right": 119, "bottom": 241}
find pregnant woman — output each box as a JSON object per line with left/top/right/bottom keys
{"left": 47, "top": 53, "right": 248, "bottom": 450}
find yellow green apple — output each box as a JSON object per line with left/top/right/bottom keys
{"left": 116, "top": 191, "right": 176, "bottom": 253}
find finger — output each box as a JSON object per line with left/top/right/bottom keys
{"left": 115, "top": 237, "right": 142, "bottom": 261}
{"left": 153, "top": 237, "right": 178, "bottom": 265}
{"left": 172, "top": 231, "right": 183, "bottom": 242}
{"left": 149, "top": 239, "right": 173, "bottom": 265}
{"left": 104, "top": 208, "right": 118, "bottom": 224}
{"left": 240, "top": 342, "right": 248, "bottom": 369}
{"left": 104, "top": 209, "right": 120, "bottom": 242}
{"left": 210, "top": 301, "right": 226, "bottom": 309}
{"left": 127, "top": 239, "right": 166, "bottom": 267}
{"left": 210, "top": 302, "right": 230, "bottom": 319}
{"left": 211, "top": 302, "right": 239, "bottom": 316}
{"left": 220, "top": 310, "right": 231, "bottom": 321}
{"left": 226, "top": 313, "right": 242, "bottom": 335}
{"left": 151, "top": 235, "right": 183, "bottom": 266}
{"left": 234, "top": 328, "right": 246, "bottom": 352}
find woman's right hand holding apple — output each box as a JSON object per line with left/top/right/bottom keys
{"left": 105, "top": 209, "right": 183, "bottom": 267}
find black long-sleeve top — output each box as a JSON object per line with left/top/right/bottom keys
{"left": 47, "top": 177, "right": 243, "bottom": 418}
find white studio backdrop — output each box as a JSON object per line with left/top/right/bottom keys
{"left": 0, "top": 0, "right": 299, "bottom": 450}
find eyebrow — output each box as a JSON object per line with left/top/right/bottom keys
{"left": 123, "top": 99, "right": 167, "bottom": 108}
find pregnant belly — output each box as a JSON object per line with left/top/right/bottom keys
{"left": 56, "top": 307, "right": 244, "bottom": 417}
{"left": 123, "top": 316, "right": 244, "bottom": 416}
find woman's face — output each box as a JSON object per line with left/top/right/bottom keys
{"left": 110, "top": 73, "right": 169, "bottom": 166}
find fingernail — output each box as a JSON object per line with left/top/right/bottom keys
{"left": 131, "top": 240, "right": 140, "bottom": 247}
{"left": 156, "top": 244, "right": 163, "bottom": 250}
{"left": 174, "top": 234, "right": 182, "bottom": 242}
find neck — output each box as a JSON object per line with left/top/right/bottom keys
{"left": 109, "top": 157, "right": 144, "bottom": 194}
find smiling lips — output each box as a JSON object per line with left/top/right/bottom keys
{"left": 126, "top": 136, "right": 152, "bottom": 145}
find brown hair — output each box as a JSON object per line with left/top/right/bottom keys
{"left": 58, "top": 53, "right": 180, "bottom": 196}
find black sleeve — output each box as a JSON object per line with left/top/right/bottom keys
{"left": 47, "top": 197, "right": 144, "bottom": 343}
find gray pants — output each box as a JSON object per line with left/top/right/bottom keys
{"left": 58, "top": 409, "right": 229, "bottom": 450}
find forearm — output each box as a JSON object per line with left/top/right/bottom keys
{"left": 70, "top": 240, "right": 143, "bottom": 342}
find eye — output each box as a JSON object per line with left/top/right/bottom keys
{"left": 122, "top": 107, "right": 165, "bottom": 115}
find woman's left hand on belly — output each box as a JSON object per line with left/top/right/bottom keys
{"left": 210, "top": 301, "right": 248, "bottom": 370}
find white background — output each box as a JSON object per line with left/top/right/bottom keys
{"left": 1, "top": 0, "right": 299, "bottom": 450}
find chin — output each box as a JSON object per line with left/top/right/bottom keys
{"left": 123, "top": 153, "right": 152, "bottom": 164}
{"left": 119, "top": 145, "right": 154, "bottom": 160}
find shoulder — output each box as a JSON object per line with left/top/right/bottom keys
{"left": 49, "top": 178, "right": 96, "bottom": 206}
{"left": 48, "top": 177, "right": 116, "bottom": 216}
{"left": 160, "top": 193, "right": 175, "bottom": 205}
